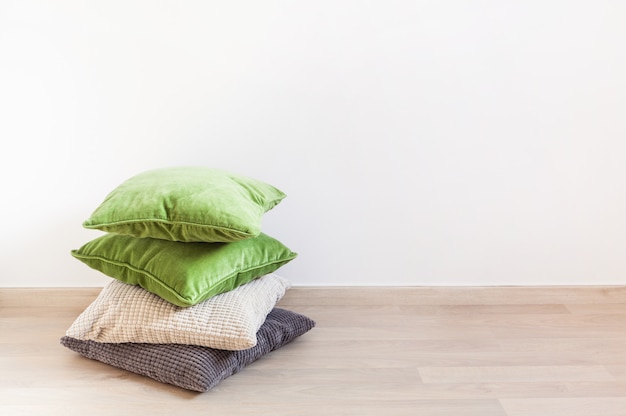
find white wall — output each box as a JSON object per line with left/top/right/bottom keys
{"left": 1, "top": 0, "right": 625, "bottom": 287}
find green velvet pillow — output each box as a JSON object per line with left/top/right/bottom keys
{"left": 83, "top": 166, "right": 286, "bottom": 242}
{"left": 71, "top": 233, "right": 297, "bottom": 307}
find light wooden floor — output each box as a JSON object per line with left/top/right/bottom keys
{"left": 2, "top": 286, "right": 626, "bottom": 416}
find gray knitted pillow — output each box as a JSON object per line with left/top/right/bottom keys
{"left": 60, "top": 308, "right": 315, "bottom": 392}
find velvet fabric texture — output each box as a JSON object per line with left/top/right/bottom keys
{"left": 71, "top": 233, "right": 297, "bottom": 307}
{"left": 83, "top": 166, "right": 286, "bottom": 243}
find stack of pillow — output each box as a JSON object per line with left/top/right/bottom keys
{"left": 60, "top": 166, "right": 315, "bottom": 392}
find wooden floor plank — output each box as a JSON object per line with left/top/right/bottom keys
{"left": 500, "top": 398, "right": 626, "bottom": 416}
{"left": 419, "top": 365, "right": 615, "bottom": 384}
{"left": 2, "top": 286, "right": 626, "bottom": 416}
{"left": 278, "top": 286, "right": 626, "bottom": 306}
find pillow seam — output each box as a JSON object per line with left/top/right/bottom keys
{"left": 71, "top": 252, "right": 297, "bottom": 306}
{"left": 83, "top": 219, "right": 258, "bottom": 235}
{"left": 71, "top": 252, "right": 193, "bottom": 305}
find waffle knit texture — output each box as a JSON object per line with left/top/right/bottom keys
{"left": 65, "top": 274, "right": 290, "bottom": 350}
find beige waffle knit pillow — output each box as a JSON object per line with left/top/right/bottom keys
{"left": 65, "top": 274, "right": 290, "bottom": 350}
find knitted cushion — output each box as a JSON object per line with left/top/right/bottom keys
{"left": 60, "top": 308, "right": 315, "bottom": 392}
{"left": 65, "top": 274, "right": 289, "bottom": 350}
